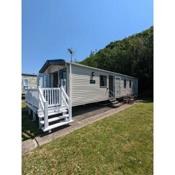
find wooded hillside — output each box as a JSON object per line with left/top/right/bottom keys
{"left": 81, "top": 27, "right": 153, "bottom": 97}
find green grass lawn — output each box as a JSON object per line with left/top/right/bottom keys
{"left": 22, "top": 101, "right": 40, "bottom": 141}
{"left": 23, "top": 102, "right": 153, "bottom": 175}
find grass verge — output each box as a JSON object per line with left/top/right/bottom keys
{"left": 23, "top": 102, "right": 153, "bottom": 175}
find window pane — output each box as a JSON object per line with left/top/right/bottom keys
{"left": 23, "top": 79, "right": 28, "bottom": 86}
{"left": 129, "top": 80, "right": 132, "bottom": 88}
{"left": 124, "top": 79, "right": 126, "bottom": 88}
{"left": 100, "top": 75, "right": 107, "bottom": 87}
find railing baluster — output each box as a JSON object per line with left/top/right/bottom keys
{"left": 46, "top": 89, "right": 48, "bottom": 102}
{"left": 53, "top": 89, "right": 55, "bottom": 104}
{"left": 57, "top": 89, "right": 59, "bottom": 104}
{"left": 47, "top": 89, "right": 49, "bottom": 105}
{"left": 52, "top": 89, "right": 53, "bottom": 105}
{"left": 47, "top": 89, "right": 50, "bottom": 103}
{"left": 50, "top": 89, "right": 53, "bottom": 104}
{"left": 51, "top": 89, "right": 53, "bottom": 105}
{"left": 54, "top": 90, "right": 56, "bottom": 104}
{"left": 58, "top": 89, "right": 59, "bottom": 104}
{"left": 51, "top": 89, "right": 52, "bottom": 105}
{"left": 57, "top": 89, "right": 58, "bottom": 104}
{"left": 56, "top": 90, "right": 57, "bottom": 104}
{"left": 37, "top": 88, "right": 61, "bottom": 107}
{"left": 53, "top": 89, "right": 54, "bottom": 104}
{"left": 49, "top": 89, "right": 51, "bottom": 105}
{"left": 59, "top": 89, "right": 60, "bottom": 105}
{"left": 56, "top": 89, "right": 57, "bottom": 105}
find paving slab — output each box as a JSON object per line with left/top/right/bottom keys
{"left": 22, "top": 139, "right": 38, "bottom": 154}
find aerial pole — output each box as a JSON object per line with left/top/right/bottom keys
{"left": 67, "top": 48, "right": 74, "bottom": 62}
{"left": 67, "top": 48, "right": 74, "bottom": 121}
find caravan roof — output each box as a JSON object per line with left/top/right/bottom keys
{"left": 39, "top": 59, "right": 136, "bottom": 79}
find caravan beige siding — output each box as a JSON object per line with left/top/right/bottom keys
{"left": 69, "top": 63, "right": 138, "bottom": 106}
{"left": 119, "top": 78, "right": 137, "bottom": 97}
{"left": 71, "top": 64, "right": 109, "bottom": 106}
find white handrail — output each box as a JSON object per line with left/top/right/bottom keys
{"left": 39, "top": 88, "right": 46, "bottom": 103}
{"left": 61, "top": 87, "right": 70, "bottom": 106}
{"left": 60, "top": 87, "right": 71, "bottom": 122}
{"left": 38, "top": 88, "right": 48, "bottom": 129}
{"left": 38, "top": 88, "right": 45, "bottom": 110}
{"left": 61, "top": 87, "right": 69, "bottom": 102}
{"left": 62, "top": 96, "right": 69, "bottom": 108}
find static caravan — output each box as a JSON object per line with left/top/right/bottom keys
{"left": 22, "top": 73, "right": 37, "bottom": 97}
{"left": 25, "top": 59, "right": 138, "bottom": 132}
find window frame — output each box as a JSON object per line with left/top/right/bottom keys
{"left": 100, "top": 75, "right": 107, "bottom": 88}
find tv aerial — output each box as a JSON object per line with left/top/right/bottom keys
{"left": 67, "top": 48, "right": 75, "bottom": 62}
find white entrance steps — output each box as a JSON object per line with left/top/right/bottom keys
{"left": 42, "top": 120, "right": 73, "bottom": 132}
{"left": 38, "top": 106, "right": 68, "bottom": 118}
{"left": 39, "top": 115, "right": 68, "bottom": 124}
{"left": 26, "top": 86, "right": 73, "bottom": 132}
{"left": 109, "top": 97, "right": 123, "bottom": 108}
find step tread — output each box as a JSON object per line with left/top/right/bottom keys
{"left": 40, "top": 114, "right": 69, "bottom": 124}
{"left": 38, "top": 107, "right": 68, "bottom": 118}
{"left": 60, "top": 109, "right": 68, "bottom": 112}
{"left": 63, "top": 114, "right": 69, "bottom": 117}
{"left": 42, "top": 120, "right": 73, "bottom": 132}
{"left": 39, "top": 116, "right": 63, "bottom": 124}
{"left": 111, "top": 101, "right": 119, "bottom": 104}
{"left": 111, "top": 102, "right": 123, "bottom": 107}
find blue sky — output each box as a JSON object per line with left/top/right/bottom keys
{"left": 22, "top": 0, "right": 153, "bottom": 74}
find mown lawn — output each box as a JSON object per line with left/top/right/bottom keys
{"left": 23, "top": 102, "right": 153, "bottom": 175}
{"left": 22, "top": 101, "right": 40, "bottom": 141}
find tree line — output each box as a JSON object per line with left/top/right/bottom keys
{"left": 80, "top": 27, "right": 153, "bottom": 98}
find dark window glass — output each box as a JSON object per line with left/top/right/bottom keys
{"left": 129, "top": 80, "right": 132, "bottom": 88}
{"left": 124, "top": 79, "right": 126, "bottom": 88}
{"left": 100, "top": 75, "right": 107, "bottom": 87}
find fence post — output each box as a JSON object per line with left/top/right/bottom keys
{"left": 44, "top": 101, "right": 48, "bottom": 129}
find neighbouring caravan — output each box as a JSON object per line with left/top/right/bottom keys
{"left": 25, "top": 59, "right": 138, "bottom": 132}
{"left": 22, "top": 73, "right": 37, "bottom": 97}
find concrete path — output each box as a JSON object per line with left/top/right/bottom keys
{"left": 22, "top": 103, "right": 136, "bottom": 154}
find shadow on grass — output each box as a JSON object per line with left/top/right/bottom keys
{"left": 22, "top": 106, "right": 41, "bottom": 141}
{"left": 136, "top": 97, "right": 153, "bottom": 103}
